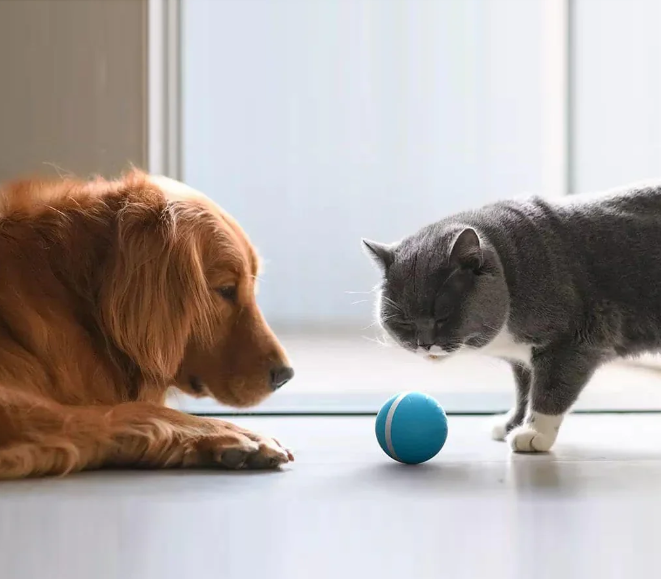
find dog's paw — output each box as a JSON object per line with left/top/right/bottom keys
{"left": 240, "top": 432, "right": 294, "bottom": 469}
{"left": 507, "top": 425, "right": 554, "bottom": 453}
{"left": 195, "top": 425, "right": 293, "bottom": 470}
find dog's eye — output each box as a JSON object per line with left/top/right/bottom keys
{"left": 216, "top": 286, "right": 237, "bottom": 301}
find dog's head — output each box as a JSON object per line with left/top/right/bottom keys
{"left": 101, "top": 174, "right": 292, "bottom": 407}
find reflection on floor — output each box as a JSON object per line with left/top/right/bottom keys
{"left": 2, "top": 415, "right": 660, "bottom": 579}
{"left": 170, "top": 331, "right": 661, "bottom": 413}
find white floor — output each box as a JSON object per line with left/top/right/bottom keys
{"left": 2, "top": 414, "right": 661, "bottom": 579}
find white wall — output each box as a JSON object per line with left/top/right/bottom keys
{"left": 183, "top": 0, "right": 545, "bottom": 327}
{"left": 573, "top": 0, "right": 661, "bottom": 192}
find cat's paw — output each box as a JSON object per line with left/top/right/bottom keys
{"left": 507, "top": 425, "right": 555, "bottom": 453}
{"left": 490, "top": 409, "right": 520, "bottom": 442}
{"left": 491, "top": 419, "right": 509, "bottom": 442}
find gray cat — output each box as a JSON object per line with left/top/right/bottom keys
{"left": 363, "top": 181, "right": 661, "bottom": 452}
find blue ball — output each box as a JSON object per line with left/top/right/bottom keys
{"left": 375, "top": 392, "right": 448, "bottom": 464}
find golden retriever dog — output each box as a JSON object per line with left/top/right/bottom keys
{"left": 0, "top": 170, "right": 294, "bottom": 479}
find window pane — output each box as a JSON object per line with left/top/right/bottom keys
{"left": 573, "top": 0, "right": 661, "bottom": 192}
{"left": 183, "top": 0, "right": 545, "bottom": 327}
{"left": 179, "top": 0, "right": 554, "bottom": 413}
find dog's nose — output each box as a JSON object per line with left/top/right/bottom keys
{"left": 270, "top": 366, "right": 294, "bottom": 390}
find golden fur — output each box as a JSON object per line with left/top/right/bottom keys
{"left": 0, "top": 171, "right": 293, "bottom": 479}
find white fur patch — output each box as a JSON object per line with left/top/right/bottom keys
{"left": 490, "top": 408, "right": 519, "bottom": 441}
{"left": 507, "top": 412, "right": 563, "bottom": 452}
{"left": 416, "top": 345, "right": 451, "bottom": 362}
{"left": 479, "top": 327, "right": 532, "bottom": 365}
{"left": 414, "top": 327, "right": 532, "bottom": 364}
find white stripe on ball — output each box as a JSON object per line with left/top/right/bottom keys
{"left": 385, "top": 392, "right": 409, "bottom": 461}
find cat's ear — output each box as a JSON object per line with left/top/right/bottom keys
{"left": 450, "top": 228, "right": 483, "bottom": 270}
{"left": 362, "top": 239, "right": 396, "bottom": 272}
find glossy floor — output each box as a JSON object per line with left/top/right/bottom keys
{"left": 1, "top": 415, "right": 661, "bottom": 579}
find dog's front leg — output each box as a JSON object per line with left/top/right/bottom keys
{"left": 0, "top": 398, "right": 292, "bottom": 479}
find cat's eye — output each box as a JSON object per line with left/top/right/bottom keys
{"left": 216, "top": 286, "right": 237, "bottom": 301}
{"left": 390, "top": 319, "right": 415, "bottom": 331}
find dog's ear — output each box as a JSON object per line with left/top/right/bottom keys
{"left": 101, "top": 198, "right": 213, "bottom": 379}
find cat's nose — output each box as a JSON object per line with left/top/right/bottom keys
{"left": 416, "top": 322, "right": 436, "bottom": 347}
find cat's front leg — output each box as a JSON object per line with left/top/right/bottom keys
{"left": 491, "top": 363, "right": 531, "bottom": 441}
{"left": 507, "top": 345, "right": 600, "bottom": 453}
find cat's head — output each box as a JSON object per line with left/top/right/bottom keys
{"left": 362, "top": 224, "right": 510, "bottom": 358}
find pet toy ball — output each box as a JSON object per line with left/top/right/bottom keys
{"left": 375, "top": 391, "right": 448, "bottom": 464}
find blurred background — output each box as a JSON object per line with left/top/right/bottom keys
{"left": 2, "top": 0, "right": 661, "bottom": 413}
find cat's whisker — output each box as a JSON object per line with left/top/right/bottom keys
{"left": 380, "top": 295, "right": 403, "bottom": 314}
{"left": 361, "top": 315, "right": 395, "bottom": 330}
{"left": 345, "top": 287, "right": 378, "bottom": 295}
{"left": 362, "top": 334, "right": 391, "bottom": 348}
{"left": 371, "top": 313, "right": 399, "bottom": 327}
{"left": 481, "top": 325, "right": 500, "bottom": 333}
